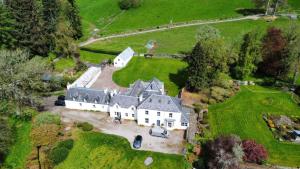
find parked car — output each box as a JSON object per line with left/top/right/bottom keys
{"left": 133, "top": 135, "right": 143, "bottom": 149}
{"left": 55, "top": 99, "right": 65, "bottom": 106}
{"left": 57, "top": 95, "right": 65, "bottom": 101}
{"left": 149, "top": 127, "right": 169, "bottom": 138}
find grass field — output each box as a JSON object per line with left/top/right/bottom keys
{"left": 84, "top": 19, "right": 299, "bottom": 56}
{"left": 55, "top": 130, "right": 188, "bottom": 169}
{"left": 77, "top": 0, "right": 254, "bottom": 37}
{"left": 4, "top": 121, "right": 32, "bottom": 169}
{"left": 208, "top": 86, "right": 300, "bottom": 166}
{"left": 113, "top": 57, "right": 187, "bottom": 96}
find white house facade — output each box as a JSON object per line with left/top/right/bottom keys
{"left": 114, "top": 47, "right": 135, "bottom": 68}
{"left": 65, "top": 77, "right": 190, "bottom": 130}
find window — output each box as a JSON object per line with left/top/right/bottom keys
{"left": 145, "top": 111, "right": 149, "bottom": 115}
{"left": 79, "top": 103, "right": 82, "bottom": 106}
{"left": 131, "top": 107, "right": 134, "bottom": 110}
{"left": 125, "top": 113, "right": 128, "bottom": 117}
{"left": 93, "top": 105, "right": 96, "bottom": 108}
{"left": 157, "top": 112, "right": 160, "bottom": 116}
{"left": 168, "top": 122, "right": 172, "bottom": 127}
{"left": 145, "top": 118, "right": 149, "bottom": 123}
{"left": 181, "top": 123, "right": 188, "bottom": 126}
{"left": 169, "top": 113, "right": 173, "bottom": 118}
{"left": 132, "top": 114, "right": 135, "bottom": 117}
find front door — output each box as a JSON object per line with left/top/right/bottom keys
{"left": 157, "top": 120, "right": 160, "bottom": 126}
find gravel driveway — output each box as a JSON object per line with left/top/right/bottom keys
{"left": 51, "top": 107, "right": 185, "bottom": 155}
{"left": 90, "top": 66, "right": 126, "bottom": 92}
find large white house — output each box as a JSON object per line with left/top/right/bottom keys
{"left": 114, "top": 47, "right": 135, "bottom": 68}
{"left": 65, "top": 78, "right": 190, "bottom": 130}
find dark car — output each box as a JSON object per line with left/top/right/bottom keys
{"left": 55, "top": 99, "right": 65, "bottom": 106}
{"left": 57, "top": 95, "right": 65, "bottom": 101}
{"left": 133, "top": 135, "right": 143, "bottom": 149}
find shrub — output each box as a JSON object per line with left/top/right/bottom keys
{"left": 48, "top": 147, "right": 69, "bottom": 165}
{"left": 57, "top": 139, "right": 74, "bottom": 150}
{"left": 118, "top": 0, "right": 141, "bottom": 10}
{"left": 34, "top": 112, "right": 61, "bottom": 126}
{"left": 77, "top": 122, "right": 93, "bottom": 131}
{"left": 205, "top": 135, "right": 243, "bottom": 169}
{"left": 242, "top": 140, "right": 268, "bottom": 164}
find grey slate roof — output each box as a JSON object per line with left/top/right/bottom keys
{"left": 110, "top": 95, "right": 139, "bottom": 108}
{"left": 125, "top": 78, "right": 164, "bottom": 97}
{"left": 138, "top": 94, "right": 181, "bottom": 112}
{"left": 181, "top": 107, "right": 191, "bottom": 123}
{"left": 66, "top": 87, "right": 110, "bottom": 104}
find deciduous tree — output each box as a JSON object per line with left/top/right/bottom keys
{"left": 242, "top": 140, "right": 268, "bottom": 164}
{"left": 234, "top": 30, "right": 262, "bottom": 79}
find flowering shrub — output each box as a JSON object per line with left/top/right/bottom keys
{"left": 242, "top": 140, "right": 268, "bottom": 164}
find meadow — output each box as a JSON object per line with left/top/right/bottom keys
{"left": 209, "top": 86, "right": 300, "bottom": 166}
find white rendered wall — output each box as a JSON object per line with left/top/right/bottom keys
{"left": 109, "top": 104, "right": 137, "bottom": 120}
{"left": 136, "top": 109, "right": 187, "bottom": 130}
{"left": 65, "top": 100, "right": 109, "bottom": 112}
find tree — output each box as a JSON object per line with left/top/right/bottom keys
{"left": 258, "top": 27, "right": 289, "bottom": 80}
{"left": 42, "top": 0, "right": 60, "bottom": 50}
{"left": 242, "top": 140, "right": 268, "bottom": 164}
{"left": 65, "top": 0, "right": 82, "bottom": 39}
{"left": 0, "top": 119, "right": 13, "bottom": 163}
{"left": 251, "top": 0, "right": 287, "bottom": 15}
{"left": 186, "top": 26, "right": 228, "bottom": 91}
{"left": 234, "top": 30, "right": 262, "bottom": 79}
{"left": 0, "top": 50, "right": 49, "bottom": 113}
{"left": 0, "top": 4, "right": 15, "bottom": 49}
{"left": 285, "top": 23, "right": 300, "bottom": 84}
{"left": 5, "top": 0, "right": 51, "bottom": 57}
{"left": 205, "top": 135, "right": 244, "bottom": 169}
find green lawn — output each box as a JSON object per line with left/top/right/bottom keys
{"left": 77, "top": 0, "right": 254, "bottom": 37}
{"left": 84, "top": 19, "right": 300, "bottom": 56}
{"left": 4, "top": 121, "right": 32, "bottom": 169}
{"left": 209, "top": 86, "right": 300, "bottom": 167}
{"left": 113, "top": 57, "right": 187, "bottom": 96}
{"left": 56, "top": 130, "right": 188, "bottom": 169}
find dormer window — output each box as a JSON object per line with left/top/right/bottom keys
{"left": 83, "top": 99, "right": 87, "bottom": 102}
{"left": 73, "top": 97, "right": 76, "bottom": 101}
{"left": 149, "top": 98, "right": 152, "bottom": 102}
{"left": 168, "top": 100, "right": 171, "bottom": 104}
{"left": 145, "top": 111, "right": 149, "bottom": 115}
{"left": 158, "top": 99, "right": 161, "bottom": 103}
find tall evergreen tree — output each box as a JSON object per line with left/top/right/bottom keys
{"left": 0, "top": 4, "right": 15, "bottom": 49}
{"left": 234, "top": 30, "right": 262, "bottom": 79}
{"left": 42, "top": 0, "right": 60, "bottom": 50}
{"left": 5, "top": 0, "right": 50, "bottom": 57}
{"left": 66, "top": 0, "right": 82, "bottom": 39}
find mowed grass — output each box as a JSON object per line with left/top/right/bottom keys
{"left": 4, "top": 121, "right": 32, "bottom": 169}
{"left": 85, "top": 19, "right": 300, "bottom": 55}
{"left": 113, "top": 57, "right": 187, "bottom": 96}
{"left": 55, "top": 130, "right": 188, "bottom": 169}
{"left": 209, "top": 86, "right": 300, "bottom": 166}
{"left": 77, "top": 0, "right": 253, "bottom": 36}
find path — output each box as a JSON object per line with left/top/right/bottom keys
{"left": 79, "top": 15, "right": 261, "bottom": 47}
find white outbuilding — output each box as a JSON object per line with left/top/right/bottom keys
{"left": 114, "top": 47, "right": 135, "bottom": 68}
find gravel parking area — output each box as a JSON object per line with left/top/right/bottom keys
{"left": 90, "top": 66, "right": 126, "bottom": 92}
{"left": 50, "top": 107, "right": 185, "bottom": 154}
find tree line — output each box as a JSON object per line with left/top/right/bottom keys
{"left": 186, "top": 23, "right": 300, "bottom": 92}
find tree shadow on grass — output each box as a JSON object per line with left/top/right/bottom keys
{"left": 169, "top": 68, "right": 188, "bottom": 94}
{"left": 80, "top": 47, "right": 121, "bottom": 55}
{"left": 235, "top": 8, "right": 265, "bottom": 16}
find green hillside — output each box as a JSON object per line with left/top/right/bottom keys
{"left": 77, "top": 0, "right": 253, "bottom": 36}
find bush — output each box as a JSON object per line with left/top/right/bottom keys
{"left": 77, "top": 122, "right": 93, "bottom": 131}
{"left": 118, "top": 0, "right": 141, "bottom": 10}
{"left": 57, "top": 139, "right": 74, "bottom": 150}
{"left": 48, "top": 147, "right": 69, "bottom": 165}
{"left": 34, "top": 112, "right": 61, "bottom": 126}
{"left": 242, "top": 140, "right": 268, "bottom": 164}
